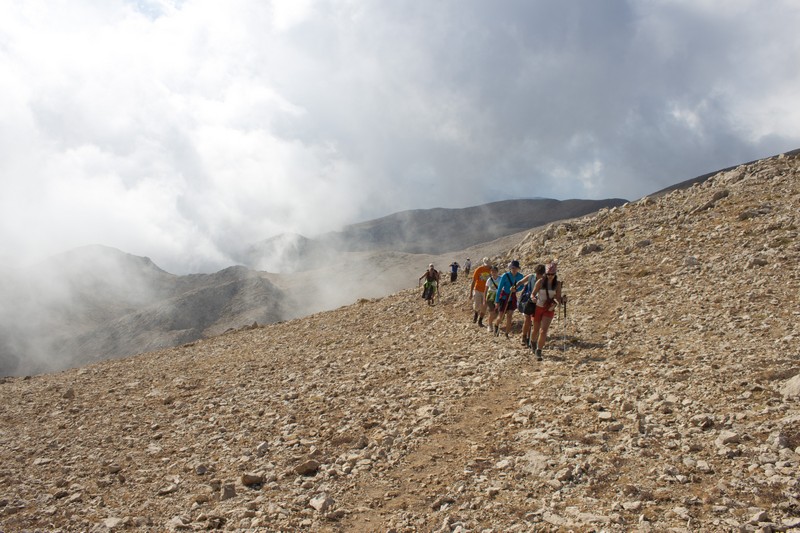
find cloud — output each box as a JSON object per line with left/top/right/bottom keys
{"left": 0, "top": 0, "right": 798, "bottom": 273}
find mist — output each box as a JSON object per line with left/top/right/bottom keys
{"left": 0, "top": 0, "right": 798, "bottom": 274}
{"left": 0, "top": 197, "right": 621, "bottom": 376}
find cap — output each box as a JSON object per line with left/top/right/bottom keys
{"left": 509, "top": 260, "right": 520, "bottom": 269}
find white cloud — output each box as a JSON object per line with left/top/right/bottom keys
{"left": 1, "top": 0, "right": 799, "bottom": 273}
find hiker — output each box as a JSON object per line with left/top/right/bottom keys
{"left": 493, "top": 260, "right": 524, "bottom": 337}
{"left": 464, "top": 258, "right": 472, "bottom": 277}
{"left": 468, "top": 257, "right": 492, "bottom": 327}
{"left": 484, "top": 265, "right": 500, "bottom": 331}
{"left": 516, "top": 264, "right": 545, "bottom": 348}
{"left": 419, "top": 264, "right": 440, "bottom": 305}
{"left": 449, "top": 261, "right": 460, "bottom": 283}
{"left": 530, "top": 261, "right": 564, "bottom": 361}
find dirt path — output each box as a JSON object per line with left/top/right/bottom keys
{"left": 334, "top": 280, "right": 544, "bottom": 531}
{"left": 336, "top": 373, "right": 526, "bottom": 531}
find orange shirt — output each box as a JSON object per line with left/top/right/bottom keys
{"left": 472, "top": 265, "right": 492, "bottom": 292}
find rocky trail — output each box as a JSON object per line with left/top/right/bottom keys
{"left": 1, "top": 151, "right": 800, "bottom": 532}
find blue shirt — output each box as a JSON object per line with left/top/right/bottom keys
{"left": 495, "top": 271, "right": 524, "bottom": 303}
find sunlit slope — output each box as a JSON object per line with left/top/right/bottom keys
{"left": 0, "top": 150, "right": 798, "bottom": 531}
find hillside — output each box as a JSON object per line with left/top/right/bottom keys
{"left": 0, "top": 252, "right": 287, "bottom": 377}
{"left": 328, "top": 198, "right": 629, "bottom": 254}
{"left": 1, "top": 151, "right": 799, "bottom": 531}
{"left": 240, "top": 198, "right": 628, "bottom": 272}
{"left": 0, "top": 198, "right": 625, "bottom": 377}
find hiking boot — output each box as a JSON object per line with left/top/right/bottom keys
{"left": 473, "top": 312, "right": 478, "bottom": 323}
{"left": 494, "top": 325, "right": 499, "bottom": 337}
{"left": 522, "top": 336, "right": 529, "bottom": 346}
{"left": 478, "top": 317, "right": 484, "bottom": 328}
{"left": 536, "top": 348, "right": 543, "bottom": 361}
{"left": 530, "top": 341, "right": 537, "bottom": 351}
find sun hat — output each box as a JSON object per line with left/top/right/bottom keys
{"left": 546, "top": 261, "right": 557, "bottom": 274}
{"left": 509, "top": 260, "right": 520, "bottom": 269}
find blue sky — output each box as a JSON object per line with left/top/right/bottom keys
{"left": 1, "top": 0, "right": 799, "bottom": 273}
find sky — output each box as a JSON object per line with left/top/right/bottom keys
{"left": 1, "top": 0, "right": 799, "bottom": 274}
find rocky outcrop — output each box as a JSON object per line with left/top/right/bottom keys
{"left": 0, "top": 151, "right": 798, "bottom": 531}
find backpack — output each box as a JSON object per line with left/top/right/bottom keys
{"left": 485, "top": 277, "right": 498, "bottom": 301}
{"left": 537, "top": 275, "right": 561, "bottom": 309}
{"left": 518, "top": 278, "right": 537, "bottom": 314}
{"left": 518, "top": 278, "right": 532, "bottom": 306}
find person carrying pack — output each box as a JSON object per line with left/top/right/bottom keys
{"left": 515, "top": 264, "right": 545, "bottom": 348}
{"left": 492, "top": 260, "right": 524, "bottom": 337}
{"left": 419, "top": 264, "right": 440, "bottom": 305}
{"left": 468, "top": 257, "right": 492, "bottom": 327}
{"left": 530, "top": 261, "right": 564, "bottom": 360}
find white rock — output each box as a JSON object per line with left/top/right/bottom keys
{"left": 103, "top": 517, "right": 125, "bottom": 530}
{"left": 309, "top": 493, "right": 334, "bottom": 512}
{"left": 715, "top": 430, "right": 741, "bottom": 447}
{"left": 780, "top": 374, "right": 800, "bottom": 398}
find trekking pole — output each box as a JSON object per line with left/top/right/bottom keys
{"left": 561, "top": 295, "right": 569, "bottom": 352}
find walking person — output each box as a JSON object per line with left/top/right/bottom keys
{"left": 464, "top": 258, "right": 472, "bottom": 277}
{"left": 419, "top": 264, "right": 440, "bottom": 305}
{"left": 493, "top": 260, "right": 524, "bottom": 337}
{"left": 449, "top": 261, "right": 460, "bottom": 283}
{"left": 515, "top": 264, "right": 545, "bottom": 348}
{"left": 468, "top": 257, "right": 492, "bottom": 327}
{"left": 484, "top": 266, "right": 500, "bottom": 332}
{"left": 530, "top": 261, "right": 564, "bottom": 360}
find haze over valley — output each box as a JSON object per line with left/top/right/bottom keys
{"left": 0, "top": 197, "right": 625, "bottom": 376}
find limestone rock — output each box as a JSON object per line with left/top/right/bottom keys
{"left": 780, "top": 374, "right": 800, "bottom": 398}
{"left": 309, "top": 493, "right": 334, "bottom": 512}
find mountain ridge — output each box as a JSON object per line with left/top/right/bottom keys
{"left": 241, "top": 198, "right": 628, "bottom": 271}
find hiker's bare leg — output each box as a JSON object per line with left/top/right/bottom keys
{"left": 531, "top": 318, "right": 541, "bottom": 348}
{"left": 522, "top": 315, "right": 532, "bottom": 342}
{"left": 504, "top": 311, "right": 513, "bottom": 335}
{"left": 537, "top": 315, "right": 554, "bottom": 350}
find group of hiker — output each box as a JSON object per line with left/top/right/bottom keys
{"left": 420, "top": 257, "right": 565, "bottom": 361}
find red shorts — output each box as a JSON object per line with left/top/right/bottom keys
{"left": 534, "top": 304, "right": 555, "bottom": 321}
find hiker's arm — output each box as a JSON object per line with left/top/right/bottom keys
{"left": 532, "top": 278, "right": 543, "bottom": 295}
